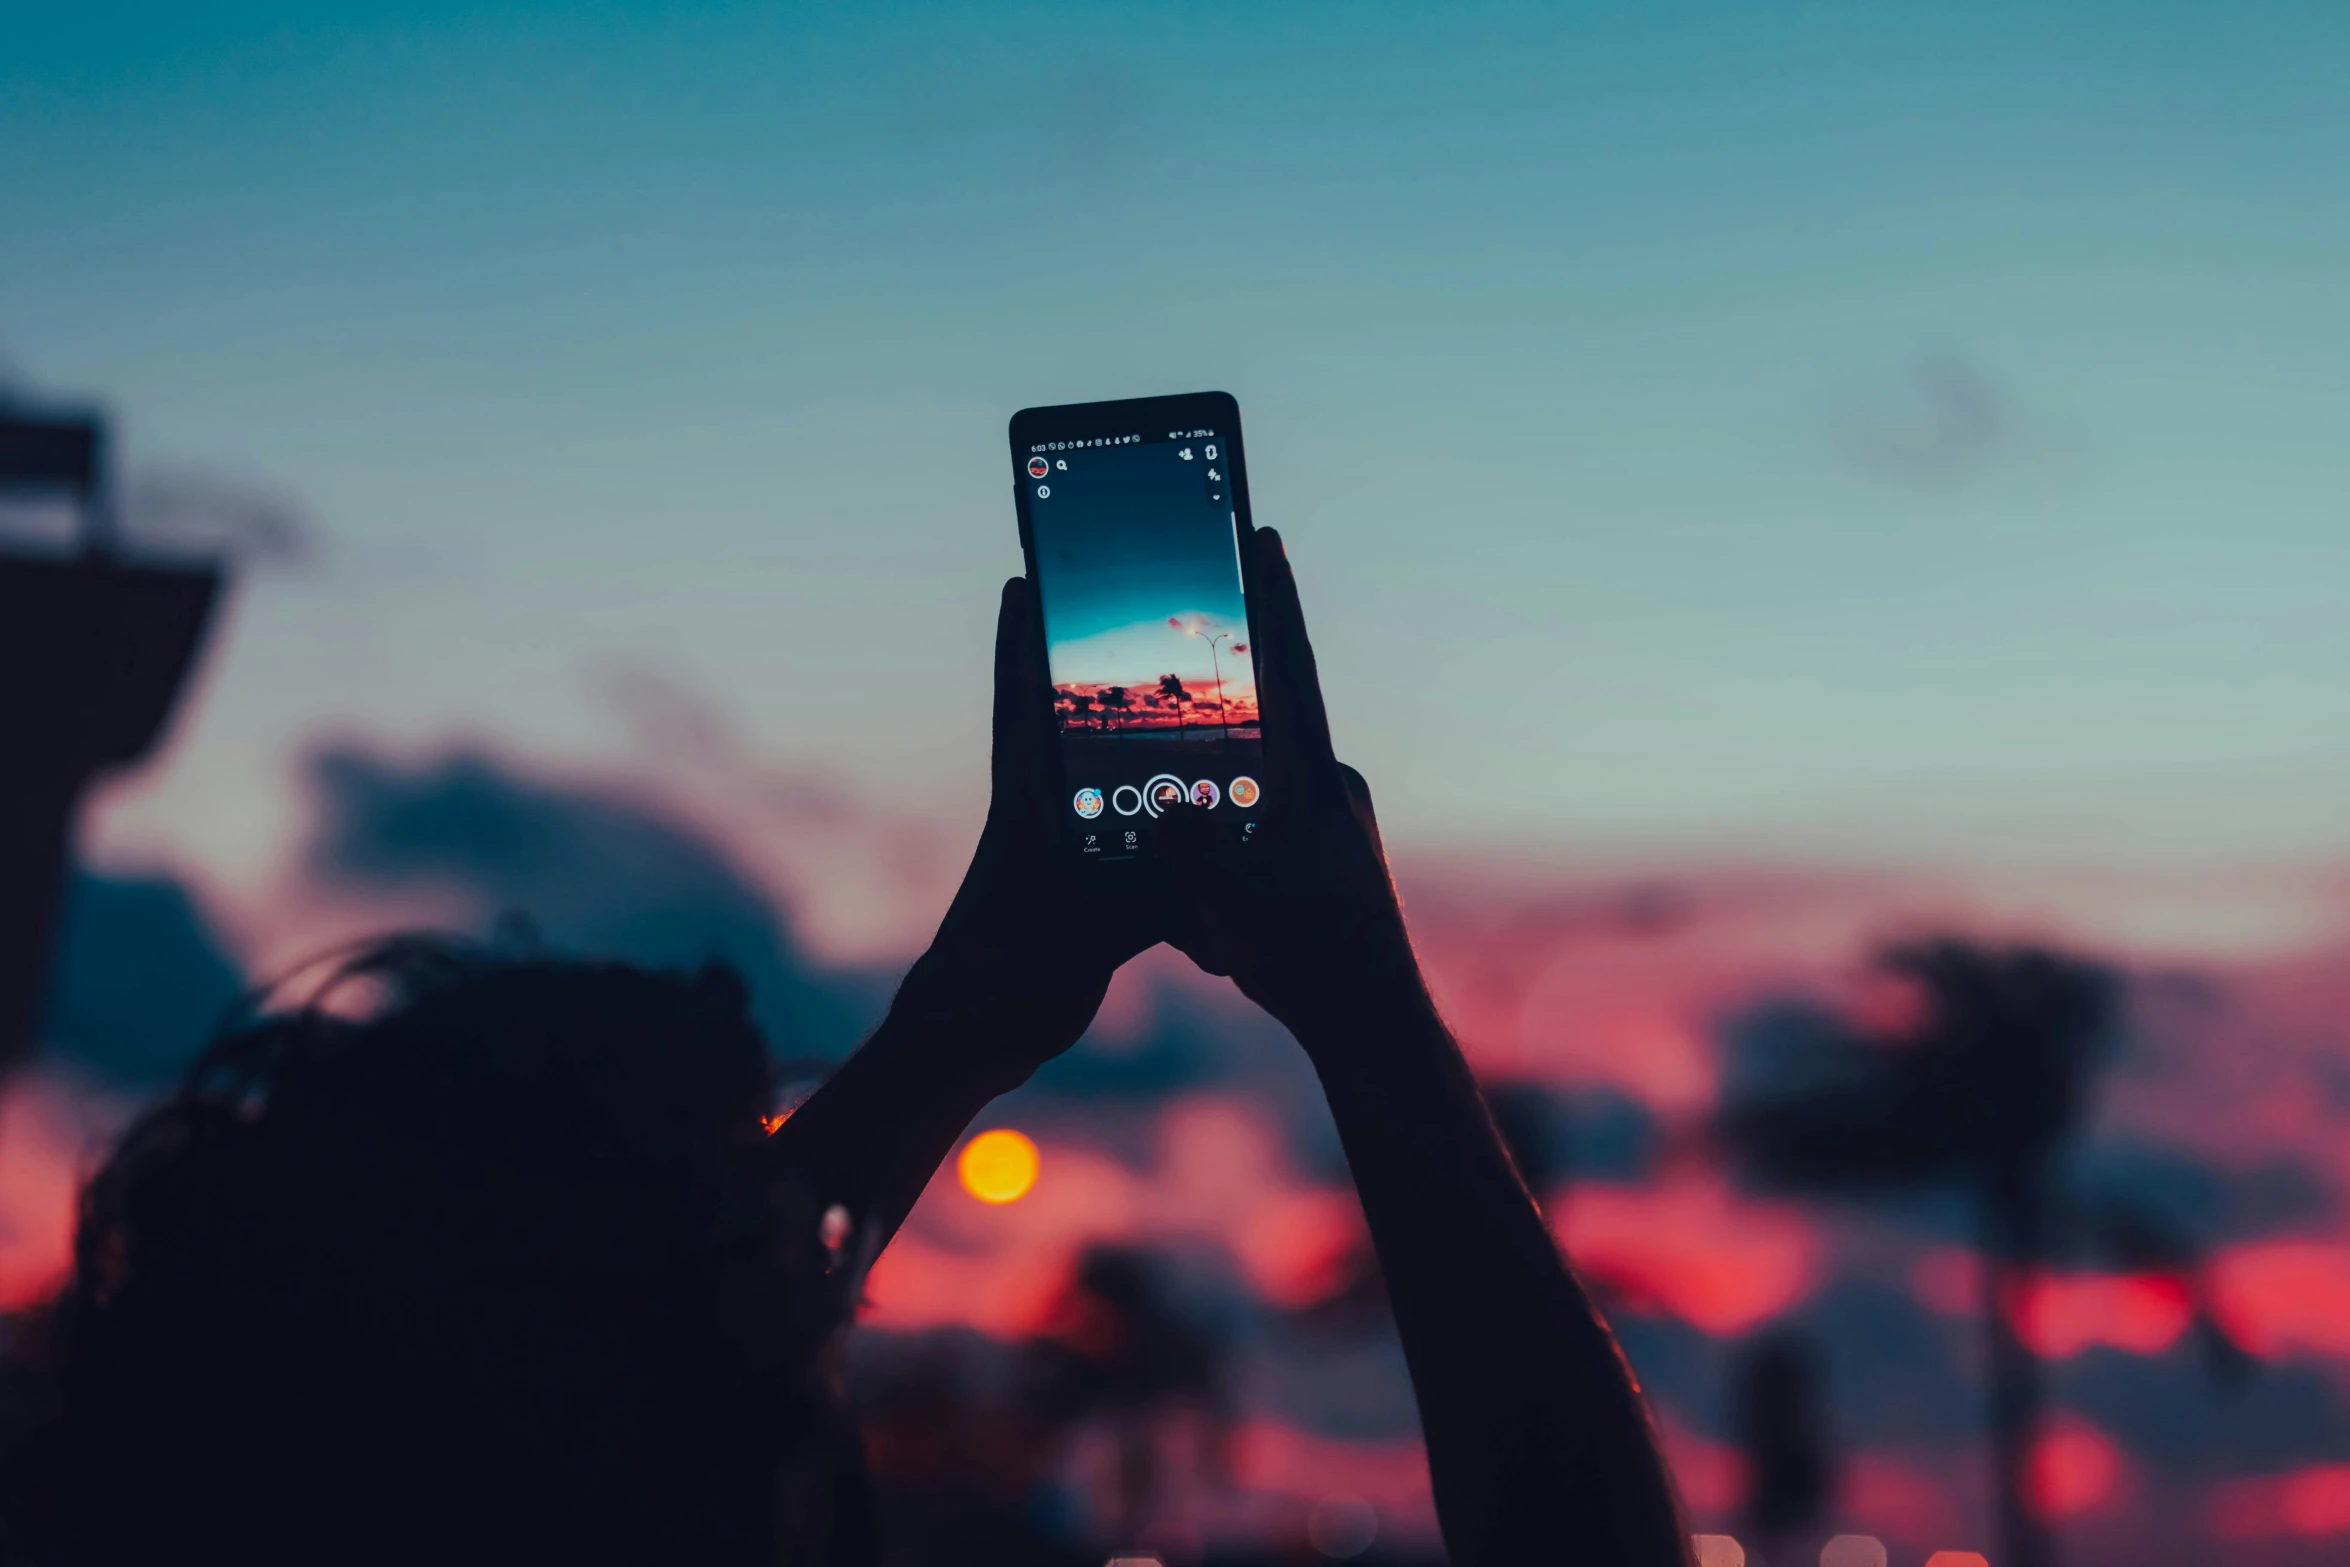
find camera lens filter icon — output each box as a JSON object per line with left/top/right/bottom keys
{"left": 1072, "top": 788, "right": 1104, "bottom": 819}
{"left": 1142, "top": 774, "right": 1187, "bottom": 817}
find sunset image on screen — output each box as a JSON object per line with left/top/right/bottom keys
{"left": 1051, "top": 611, "right": 1260, "bottom": 740}
{"left": 1029, "top": 441, "right": 1261, "bottom": 762}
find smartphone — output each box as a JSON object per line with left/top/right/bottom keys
{"left": 1010, "top": 390, "right": 1265, "bottom": 862}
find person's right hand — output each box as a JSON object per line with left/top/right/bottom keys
{"left": 1158, "top": 529, "right": 1435, "bottom": 1049}
{"left": 893, "top": 575, "right": 1161, "bottom": 1091}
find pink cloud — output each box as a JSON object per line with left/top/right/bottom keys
{"left": 2026, "top": 1414, "right": 2130, "bottom": 1520}
{"left": 0, "top": 1073, "right": 131, "bottom": 1311}
{"left": 2212, "top": 1462, "right": 2350, "bottom": 1540}
{"left": 1910, "top": 1248, "right": 2195, "bottom": 1359}
{"left": 1844, "top": 1451, "right": 1965, "bottom": 1543}
{"left": 1229, "top": 1417, "right": 1435, "bottom": 1521}
{"left": 1555, "top": 1174, "right": 1822, "bottom": 1336}
{"left": 2210, "top": 1241, "right": 2350, "bottom": 1359}
{"left": 1654, "top": 1413, "right": 1744, "bottom": 1516}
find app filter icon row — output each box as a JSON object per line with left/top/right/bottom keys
{"left": 1073, "top": 775, "right": 1259, "bottom": 820}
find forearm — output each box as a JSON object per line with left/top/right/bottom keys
{"left": 768, "top": 983, "right": 1032, "bottom": 1254}
{"left": 1295, "top": 993, "right": 1689, "bottom": 1567}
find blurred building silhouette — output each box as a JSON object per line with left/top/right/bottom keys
{"left": 0, "top": 409, "right": 220, "bottom": 1073}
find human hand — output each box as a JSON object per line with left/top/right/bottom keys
{"left": 1157, "top": 529, "right": 1433, "bottom": 1048}
{"left": 892, "top": 576, "right": 1161, "bottom": 1088}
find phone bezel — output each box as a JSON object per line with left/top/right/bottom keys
{"left": 1007, "top": 390, "right": 1262, "bottom": 863}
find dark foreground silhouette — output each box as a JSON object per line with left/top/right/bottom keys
{"left": 1, "top": 942, "right": 874, "bottom": 1566}
{"left": 1, "top": 531, "right": 1689, "bottom": 1567}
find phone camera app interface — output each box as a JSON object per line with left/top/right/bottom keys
{"left": 1026, "top": 432, "right": 1263, "bottom": 859}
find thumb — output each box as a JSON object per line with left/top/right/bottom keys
{"left": 990, "top": 576, "right": 1051, "bottom": 810}
{"left": 1339, "top": 763, "right": 1390, "bottom": 864}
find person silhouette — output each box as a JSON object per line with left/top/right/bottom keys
{"left": 4, "top": 529, "right": 1688, "bottom": 1567}
{"left": 0, "top": 939, "right": 878, "bottom": 1566}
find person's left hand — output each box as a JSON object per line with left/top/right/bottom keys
{"left": 890, "top": 576, "right": 1163, "bottom": 1090}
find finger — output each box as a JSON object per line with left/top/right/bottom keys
{"left": 1248, "top": 530, "right": 1341, "bottom": 795}
{"left": 1339, "top": 761, "right": 1393, "bottom": 868}
{"left": 990, "top": 576, "right": 1051, "bottom": 808}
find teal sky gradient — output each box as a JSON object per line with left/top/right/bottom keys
{"left": 8, "top": 0, "right": 2349, "bottom": 880}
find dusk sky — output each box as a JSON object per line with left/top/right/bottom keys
{"left": 7, "top": 0, "right": 2347, "bottom": 895}
{"left": 10, "top": 8, "right": 2350, "bottom": 1559}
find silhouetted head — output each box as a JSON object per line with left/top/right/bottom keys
{"left": 3, "top": 938, "right": 865, "bottom": 1567}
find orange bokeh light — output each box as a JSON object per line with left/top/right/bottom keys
{"left": 957, "top": 1129, "right": 1040, "bottom": 1204}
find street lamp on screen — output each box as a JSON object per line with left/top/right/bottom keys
{"left": 1191, "top": 625, "right": 1233, "bottom": 741}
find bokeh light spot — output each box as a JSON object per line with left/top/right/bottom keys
{"left": 1307, "top": 1495, "right": 1377, "bottom": 1559}
{"left": 957, "top": 1129, "right": 1040, "bottom": 1204}
{"left": 1820, "top": 1536, "right": 1887, "bottom": 1567}
{"left": 1924, "top": 1554, "right": 1991, "bottom": 1567}
{"left": 1692, "top": 1535, "right": 1746, "bottom": 1567}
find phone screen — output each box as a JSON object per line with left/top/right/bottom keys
{"left": 1013, "top": 396, "right": 1264, "bottom": 861}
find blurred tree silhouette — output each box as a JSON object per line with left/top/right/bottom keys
{"left": 1737, "top": 1331, "right": 1835, "bottom": 1567}
{"left": 854, "top": 1337, "right": 1078, "bottom": 1567}
{"left": 1018, "top": 1245, "right": 1231, "bottom": 1550}
{"left": 1718, "top": 938, "right": 2121, "bottom": 1567}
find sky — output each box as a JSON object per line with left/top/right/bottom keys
{"left": 5, "top": 0, "right": 2348, "bottom": 895}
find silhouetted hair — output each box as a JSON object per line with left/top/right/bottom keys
{"left": 2, "top": 938, "right": 867, "bottom": 1567}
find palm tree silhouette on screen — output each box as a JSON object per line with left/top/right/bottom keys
{"left": 1717, "top": 938, "right": 2120, "bottom": 1567}
{"left": 1099, "top": 685, "right": 1132, "bottom": 731}
{"left": 1063, "top": 690, "right": 1095, "bottom": 730}
{"left": 1157, "top": 673, "right": 1191, "bottom": 737}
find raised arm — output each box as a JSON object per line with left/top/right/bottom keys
{"left": 770, "top": 576, "right": 1156, "bottom": 1254}
{"left": 1160, "top": 530, "right": 1690, "bottom": 1567}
